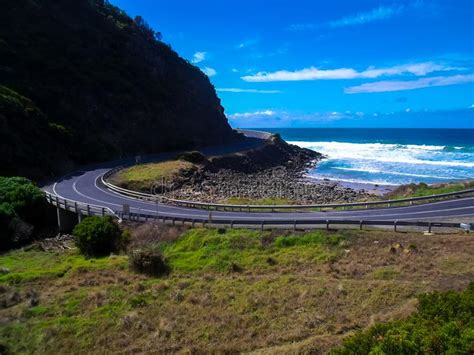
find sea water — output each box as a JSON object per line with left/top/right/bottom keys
{"left": 260, "top": 128, "right": 474, "bottom": 186}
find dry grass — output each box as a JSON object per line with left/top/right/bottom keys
{"left": 0, "top": 227, "right": 473, "bottom": 354}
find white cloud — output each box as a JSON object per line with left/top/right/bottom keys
{"left": 201, "top": 67, "right": 217, "bottom": 77}
{"left": 191, "top": 51, "right": 206, "bottom": 64}
{"left": 469, "top": 104, "right": 474, "bottom": 109}
{"left": 241, "top": 62, "right": 458, "bottom": 82}
{"left": 231, "top": 68, "right": 239, "bottom": 73}
{"left": 345, "top": 74, "right": 474, "bottom": 94}
{"left": 229, "top": 110, "right": 276, "bottom": 118}
{"left": 217, "top": 88, "right": 281, "bottom": 94}
{"left": 288, "top": 2, "right": 425, "bottom": 31}
{"left": 330, "top": 4, "right": 404, "bottom": 28}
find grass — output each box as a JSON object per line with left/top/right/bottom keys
{"left": 108, "top": 160, "right": 194, "bottom": 192}
{"left": 0, "top": 248, "right": 127, "bottom": 284}
{"left": 0, "top": 227, "right": 473, "bottom": 353}
{"left": 159, "top": 228, "right": 347, "bottom": 272}
{"left": 386, "top": 180, "right": 474, "bottom": 200}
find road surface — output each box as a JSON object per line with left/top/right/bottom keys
{"left": 43, "top": 135, "right": 474, "bottom": 224}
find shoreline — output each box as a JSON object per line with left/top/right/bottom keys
{"left": 304, "top": 175, "right": 397, "bottom": 196}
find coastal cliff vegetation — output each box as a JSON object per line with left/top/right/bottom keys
{"left": 0, "top": 0, "right": 237, "bottom": 180}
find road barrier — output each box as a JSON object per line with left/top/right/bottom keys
{"left": 44, "top": 190, "right": 472, "bottom": 232}
{"left": 44, "top": 191, "right": 120, "bottom": 220}
{"left": 101, "top": 167, "right": 474, "bottom": 213}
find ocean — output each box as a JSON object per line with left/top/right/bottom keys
{"left": 260, "top": 128, "right": 474, "bottom": 186}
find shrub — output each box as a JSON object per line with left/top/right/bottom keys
{"left": 0, "top": 177, "right": 55, "bottom": 250}
{"left": 129, "top": 247, "right": 168, "bottom": 276}
{"left": 73, "top": 216, "right": 128, "bottom": 257}
{"left": 332, "top": 282, "right": 474, "bottom": 354}
{"left": 176, "top": 151, "right": 208, "bottom": 164}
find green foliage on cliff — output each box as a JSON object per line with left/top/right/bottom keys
{"left": 0, "top": 177, "right": 54, "bottom": 250}
{"left": 0, "top": 0, "right": 236, "bottom": 180}
{"left": 333, "top": 282, "right": 474, "bottom": 354}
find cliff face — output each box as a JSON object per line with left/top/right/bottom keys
{"left": 0, "top": 0, "right": 238, "bottom": 180}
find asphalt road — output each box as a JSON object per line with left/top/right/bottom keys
{"left": 43, "top": 135, "right": 474, "bottom": 224}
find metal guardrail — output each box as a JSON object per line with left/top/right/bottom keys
{"left": 101, "top": 167, "right": 474, "bottom": 213}
{"left": 44, "top": 191, "right": 120, "bottom": 220}
{"left": 45, "top": 190, "right": 472, "bottom": 232}
{"left": 117, "top": 210, "right": 471, "bottom": 233}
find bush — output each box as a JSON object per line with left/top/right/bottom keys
{"left": 129, "top": 247, "right": 168, "bottom": 276}
{"left": 0, "top": 177, "right": 55, "bottom": 250}
{"left": 73, "top": 216, "right": 128, "bottom": 257}
{"left": 176, "top": 151, "right": 208, "bottom": 164}
{"left": 332, "top": 282, "right": 474, "bottom": 354}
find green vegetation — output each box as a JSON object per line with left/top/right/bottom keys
{"left": 1, "top": 227, "right": 472, "bottom": 353}
{"left": 175, "top": 151, "right": 208, "bottom": 164}
{"left": 334, "top": 282, "right": 474, "bottom": 354}
{"left": 109, "top": 160, "right": 195, "bottom": 191}
{"left": 386, "top": 180, "right": 474, "bottom": 200}
{"left": 1, "top": 0, "right": 236, "bottom": 179}
{"left": 159, "top": 228, "right": 346, "bottom": 272}
{"left": 0, "top": 177, "right": 54, "bottom": 250}
{"left": 73, "top": 216, "right": 129, "bottom": 257}
{"left": 0, "top": 248, "right": 127, "bottom": 285}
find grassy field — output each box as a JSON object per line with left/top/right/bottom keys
{"left": 108, "top": 160, "right": 194, "bottom": 192}
{"left": 1, "top": 226, "right": 473, "bottom": 353}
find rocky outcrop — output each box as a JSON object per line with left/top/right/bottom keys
{"left": 158, "top": 135, "right": 373, "bottom": 204}
{"left": 206, "top": 134, "right": 322, "bottom": 174}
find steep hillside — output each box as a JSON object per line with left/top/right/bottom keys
{"left": 0, "top": 0, "right": 238, "bottom": 180}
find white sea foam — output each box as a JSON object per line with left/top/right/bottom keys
{"left": 332, "top": 167, "right": 453, "bottom": 179}
{"left": 287, "top": 141, "right": 474, "bottom": 168}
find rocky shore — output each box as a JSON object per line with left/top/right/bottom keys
{"left": 158, "top": 134, "right": 375, "bottom": 204}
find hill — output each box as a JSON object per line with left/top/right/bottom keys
{"left": 0, "top": 0, "right": 238, "bottom": 180}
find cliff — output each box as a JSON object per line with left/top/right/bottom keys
{"left": 0, "top": 0, "right": 238, "bottom": 180}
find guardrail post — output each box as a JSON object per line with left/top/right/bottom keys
{"left": 326, "top": 220, "right": 329, "bottom": 231}
{"left": 74, "top": 202, "right": 78, "bottom": 214}
{"left": 87, "top": 205, "right": 91, "bottom": 216}
{"left": 102, "top": 208, "right": 105, "bottom": 217}
{"left": 359, "top": 221, "right": 363, "bottom": 230}
{"left": 64, "top": 199, "right": 68, "bottom": 210}
{"left": 294, "top": 220, "right": 297, "bottom": 231}
{"left": 231, "top": 221, "right": 234, "bottom": 229}
{"left": 428, "top": 222, "right": 432, "bottom": 233}
{"left": 261, "top": 221, "right": 264, "bottom": 231}
{"left": 365, "top": 204, "right": 368, "bottom": 209}
{"left": 394, "top": 220, "right": 398, "bottom": 232}
{"left": 172, "top": 218, "right": 175, "bottom": 226}
{"left": 192, "top": 219, "right": 195, "bottom": 227}
{"left": 56, "top": 196, "right": 59, "bottom": 207}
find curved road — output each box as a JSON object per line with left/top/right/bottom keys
{"left": 43, "top": 135, "right": 474, "bottom": 224}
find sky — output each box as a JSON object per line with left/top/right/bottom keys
{"left": 111, "top": 0, "right": 474, "bottom": 128}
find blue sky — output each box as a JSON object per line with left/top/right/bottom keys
{"left": 111, "top": 0, "right": 474, "bottom": 128}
